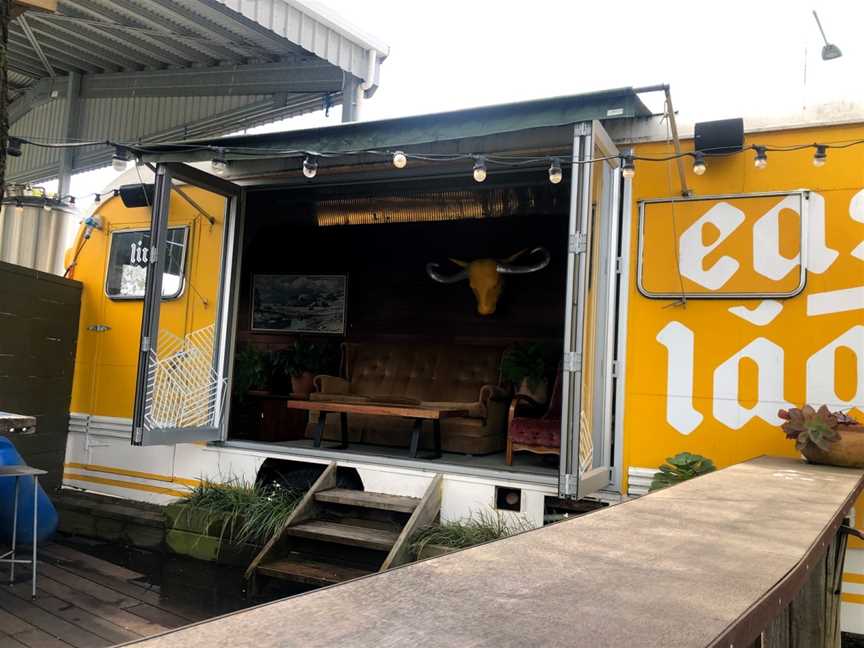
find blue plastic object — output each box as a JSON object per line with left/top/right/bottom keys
{"left": 0, "top": 436, "right": 58, "bottom": 545}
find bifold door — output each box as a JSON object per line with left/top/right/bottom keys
{"left": 559, "top": 121, "right": 621, "bottom": 498}
{"left": 131, "top": 163, "right": 242, "bottom": 446}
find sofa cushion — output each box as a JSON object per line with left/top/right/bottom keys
{"left": 510, "top": 417, "right": 561, "bottom": 448}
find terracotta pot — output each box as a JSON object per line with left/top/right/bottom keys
{"left": 516, "top": 377, "right": 548, "bottom": 405}
{"left": 291, "top": 371, "right": 315, "bottom": 397}
{"left": 800, "top": 425, "right": 864, "bottom": 468}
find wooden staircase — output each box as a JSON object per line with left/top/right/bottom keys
{"left": 246, "top": 464, "right": 442, "bottom": 590}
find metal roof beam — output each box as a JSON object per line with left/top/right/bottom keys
{"left": 73, "top": 0, "right": 218, "bottom": 66}
{"left": 16, "top": 16, "right": 55, "bottom": 78}
{"left": 8, "top": 30, "right": 104, "bottom": 74}
{"left": 144, "top": 0, "right": 277, "bottom": 61}
{"left": 79, "top": 61, "right": 343, "bottom": 99}
{"left": 16, "top": 24, "right": 125, "bottom": 73}
{"left": 27, "top": 14, "right": 149, "bottom": 72}
{"left": 58, "top": 3, "right": 194, "bottom": 67}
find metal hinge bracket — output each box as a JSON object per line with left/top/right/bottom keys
{"left": 561, "top": 473, "right": 579, "bottom": 497}
{"left": 568, "top": 233, "right": 587, "bottom": 255}
{"left": 87, "top": 324, "right": 111, "bottom": 332}
{"left": 132, "top": 427, "right": 143, "bottom": 444}
{"left": 615, "top": 256, "right": 623, "bottom": 274}
{"left": 563, "top": 351, "right": 581, "bottom": 372}
{"left": 141, "top": 336, "right": 151, "bottom": 352}
{"left": 611, "top": 360, "right": 620, "bottom": 379}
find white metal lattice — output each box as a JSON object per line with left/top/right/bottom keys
{"left": 143, "top": 324, "right": 226, "bottom": 432}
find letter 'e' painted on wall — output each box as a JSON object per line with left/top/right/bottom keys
{"left": 678, "top": 202, "right": 744, "bottom": 290}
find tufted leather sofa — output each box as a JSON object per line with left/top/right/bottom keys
{"left": 306, "top": 342, "right": 510, "bottom": 455}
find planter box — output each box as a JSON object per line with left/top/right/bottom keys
{"left": 164, "top": 503, "right": 261, "bottom": 566}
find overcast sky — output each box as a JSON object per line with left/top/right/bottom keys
{"left": 62, "top": 0, "right": 862, "bottom": 205}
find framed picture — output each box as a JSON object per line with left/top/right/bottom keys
{"left": 251, "top": 274, "right": 347, "bottom": 334}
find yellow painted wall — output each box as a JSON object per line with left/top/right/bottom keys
{"left": 67, "top": 188, "right": 226, "bottom": 418}
{"left": 625, "top": 123, "right": 864, "bottom": 531}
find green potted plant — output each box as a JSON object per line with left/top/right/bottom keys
{"left": 501, "top": 342, "right": 547, "bottom": 403}
{"left": 232, "top": 345, "right": 270, "bottom": 403}
{"left": 778, "top": 405, "right": 864, "bottom": 467}
{"left": 271, "top": 339, "right": 339, "bottom": 397}
{"left": 649, "top": 452, "right": 716, "bottom": 491}
{"left": 410, "top": 509, "right": 534, "bottom": 561}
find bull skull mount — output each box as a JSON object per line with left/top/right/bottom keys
{"left": 426, "top": 247, "right": 551, "bottom": 316}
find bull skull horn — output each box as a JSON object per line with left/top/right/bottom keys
{"left": 426, "top": 261, "right": 469, "bottom": 284}
{"left": 496, "top": 247, "right": 551, "bottom": 274}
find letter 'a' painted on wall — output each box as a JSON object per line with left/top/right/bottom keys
{"left": 807, "top": 325, "right": 864, "bottom": 411}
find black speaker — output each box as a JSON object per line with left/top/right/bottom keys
{"left": 119, "top": 183, "right": 155, "bottom": 208}
{"left": 694, "top": 118, "right": 744, "bottom": 154}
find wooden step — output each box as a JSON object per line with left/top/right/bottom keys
{"left": 285, "top": 520, "right": 400, "bottom": 551}
{"left": 257, "top": 556, "right": 372, "bottom": 587}
{"left": 315, "top": 488, "right": 420, "bottom": 514}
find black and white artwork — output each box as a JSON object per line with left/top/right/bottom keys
{"left": 251, "top": 274, "right": 347, "bottom": 334}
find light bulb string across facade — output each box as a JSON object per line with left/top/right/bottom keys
{"left": 4, "top": 133, "right": 862, "bottom": 200}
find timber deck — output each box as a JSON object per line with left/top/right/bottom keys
{"left": 0, "top": 542, "right": 204, "bottom": 647}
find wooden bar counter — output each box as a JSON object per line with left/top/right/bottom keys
{"left": 127, "top": 457, "right": 864, "bottom": 648}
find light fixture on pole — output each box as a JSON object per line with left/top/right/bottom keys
{"left": 621, "top": 155, "right": 635, "bottom": 178}
{"left": 813, "top": 11, "right": 842, "bottom": 60}
{"left": 392, "top": 150, "right": 407, "bottom": 169}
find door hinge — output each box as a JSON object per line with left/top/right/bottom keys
{"left": 611, "top": 360, "right": 620, "bottom": 379}
{"left": 132, "top": 427, "right": 143, "bottom": 444}
{"left": 568, "top": 233, "right": 587, "bottom": 255}
{"left": 141, "top": 336, "right": 151, "bottom": 352}
{"left": 561, "top": 473, "right": 579, "bottom": 497}
{"left": 87, "top": 324, "right": 111, "bottom": 332}
{"left": 563, "top": 351, "right": 581, "bottom": 372}
{"left": 615, "top": 256, "right": 623, "bottom": 274}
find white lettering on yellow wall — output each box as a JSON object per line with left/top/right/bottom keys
{"left": 679, "top": 202, "right": 744, "bottom": 290}
{"left": 807, "top": 287, "right": 864, "bottom": 316}
{"left": 728, "top": 300, "right": 783, "bottom": 326}
{"left": 806, "top": 193, "right": 839, "bottom": 273}
{"left": 753, "top": 195, "right": 801, "bottom": 281}
{"left": 656, "top": 321, "right": 702, "bottom": 435}
{"left": 713, "top": 338, "right": 790, "bottom": 430}
{"left": 807, "top": 325, "right": 864, "bottom": 411}
{"left": 850, "top": 189, "right": 864, "bottom": 262}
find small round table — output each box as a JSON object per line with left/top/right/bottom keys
{"left": 0, "top": 465, "right": 47, "bottom": 599}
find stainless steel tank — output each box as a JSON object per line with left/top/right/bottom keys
{"left": 0, "top": 185, "right": 77, "bottom": 276}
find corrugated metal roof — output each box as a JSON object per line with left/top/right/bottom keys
{"left": 7, "top": 0, "right": 388, "bottom": 183}
{"left": 140, "top": 88, "right": 652, "bottom": 163}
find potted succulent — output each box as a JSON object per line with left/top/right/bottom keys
{"left": 778, "top": 405, "right": 864, "bottom": 467}
{"left": 271, "top": 339, "right": 339, "bottom": 397}
{"left": 649, "top": 452, "right": 716, "bottom": 491}
{"left": 501, "top": 342, "right": 548, "bottom": 404}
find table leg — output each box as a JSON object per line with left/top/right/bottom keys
{"left": 339, "top": 412, "right": 349, "bottom": 449}
{"left": 313, "top": 411, "right": 326, "bottom": 448}
{"left": 10, "top": 477, "right": 18, "bottom": 585}
{"left": 432, "top": 420, "right": 442, "bottom": 460}
{"left": 32, "top": 476, "right": 38, "bottom": 599}
{"left": 409, "top": 419, "right": 423, "bottom": 458}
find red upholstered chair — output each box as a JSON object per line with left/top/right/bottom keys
{"left": 505, "top": 370, "right": 563, "bottom": 465}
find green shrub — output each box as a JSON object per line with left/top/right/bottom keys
{"left": 411, "top": 509, "right": 534, "bottom": 555}
{"left": 174, "top": 478, "right": 303, "bottom": 545}
{"left": 649, "top": 452, "right": 716, "bottom": 492}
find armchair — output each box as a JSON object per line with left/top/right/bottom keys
{"left": 506, "top": 370, "right": 563, "bottom": 465}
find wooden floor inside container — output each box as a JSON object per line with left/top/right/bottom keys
{"left": 0, "top": 543, "right": 203, "bottom": 647}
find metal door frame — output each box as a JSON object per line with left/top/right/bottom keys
{"left": 131, "top": 163, "right": 242, "bottom": 446}
{"left": 559, "top": 120, "right": 620, "bottom": 498}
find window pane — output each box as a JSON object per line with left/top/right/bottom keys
{"left": 106, "top": 227, "right": 187, "bottom": 299}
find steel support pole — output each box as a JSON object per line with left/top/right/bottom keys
{"left": 340, "top": 73, "right": 361, "bottom": 123}
{"left": 57, "top": 71, "right": 81, "bottom": 198}
{"left": 10, "top": 476, "right": 18, "bottom": 583}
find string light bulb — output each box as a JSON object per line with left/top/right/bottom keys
{"left": 548, "top": 157, "right": 563, "bottom": 184}
{"left": 392, "top": 150, "right": 407, "bottom": 169}
{"left": 692, "top": 151, "right": 707, "bottom": 176}
{"left": 302, "top": 156, "right": 318, "bottom": 179}
{"left": 6, "top": 137, "right": 22, "bottom": 158}
{"left": 753, "top": 146, "right": 768, "bottom": 169}
{"left": 211, "top": 149, "right": 228, "bottom": 175}
{"left": 472, "top": 156, "right": 487, "bottom": 182}
{"left": 112, "top": 147, "right": 130, "bottom": 172}
{"left": 621, "top": 155, "right": 636, "bottom": 178}
{"left": 813, "top": 144, "right": 827, "bottom": 167}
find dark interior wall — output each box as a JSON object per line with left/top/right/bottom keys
{"left": 236, "top": 180, "right": 570, "bottom": 354}
{"left": 0, "top": 262, "right": 81, "bottom": 493}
